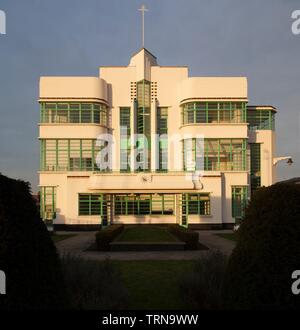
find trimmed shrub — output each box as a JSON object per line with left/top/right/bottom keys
{"left": 0, "top": 174, "right": 68, "bottom": 310}
{"left": 169, "top": 224, "right": 199, "bottom": 250}
{"left": 179, "top": 251, "right": 227, "bottom": 309}
{"left": 223, "top": 183, "right": 300, "bottom": 310}
{"left": 61, "top": 254, "right": 129, "bottom": 309}
{"left": 95, "top": 224, "right": 124, "bottom": 251}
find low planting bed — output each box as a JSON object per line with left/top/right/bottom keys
{"left": 116, "top": 225, "right": 178, "bottom": 242}
{"left": 95, "top": 224, "right": 124, "bottom": 251}
{"left": 169, "top": 224, "right": 200, "bottom": 250}
{"left": 94, "top": 224, "right": 207, "bottom": 251}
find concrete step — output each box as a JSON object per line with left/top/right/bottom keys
{"left": 109, "top": 241, "right": 185, "bottom": 251}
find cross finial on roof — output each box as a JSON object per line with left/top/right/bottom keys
{"left": 138, "top": 5, "right": 148, "bottom": 48}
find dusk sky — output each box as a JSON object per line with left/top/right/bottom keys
{"left": 0, "top": 0, "right": 299, "bottom": 192}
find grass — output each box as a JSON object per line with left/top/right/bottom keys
{"left": 61, "top": 255, "right": 129, "bottom": 310}
{"left": 52, "top": 234, "right": 76, "bottom": 243}
{"left": 114, "top": 260, "right": 195, "bottom": 309}
{"left": 215, "top": 232, "right": 237, "bottom": 242}
{"left": 115, "top": 225, "right": 178, "bottom": 242}
{"left": 179, "top": 251, "right": 227, "bottom": 310}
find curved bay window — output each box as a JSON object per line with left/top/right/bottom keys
{"left": 40, "top": 139, "right": 110, "bottom": 172}
{"left": 183, "top": 138, "right": 247, "bottom": 171}
{"left": 181, "top": 102, "right": 247, "bottom": 125}
{"left": 40, "top": 102, "right": 108, "bottom": 126}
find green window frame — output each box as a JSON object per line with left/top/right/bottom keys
{"left": 40, "top": 102, "right": 108, "bottom": 126}
{"left": 157, "top": 107, "right": 168, "bottom": 172}
{"left": 247, "top": 109, "right": 275, "bottom": 130}
{"left": 250, "top": 143, "right": 261, "bottom": 194}
{"left": 136, "top": 80, "right": 151, "bottom": 171}
{"left": 120, "top": 107, "right": 131, "bottom": 172}
{"left": 183, "top": 138, "right": 247, "bottom": 171}
{"left": 232, "top": 186, "right": 248, "bottom": 219}
{"left": 40, "top": 186, "right": 56, "bottom": 220}
{"left": 114, "top": 194, "right": 175, "bottom": 216}
{"left": 40, "top": 139, "right": 109, "bottom": 172}
{"left": 181, "top": 102, "right": 247, "bottom": 125}
{"left": 186, "top": 193, "right": 211, "bottom": 215}
{"left": 78, "top": 194, "right": 106, "bottom": 216}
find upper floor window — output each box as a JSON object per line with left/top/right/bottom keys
{"left": 40, "top": 102, "right": 108, "bottom": 126}
{"left": 247, "top": 109, "right": 275, "bottom": 130}
{"left": 120, "top": 107, "right": 131, "bottom": 172}
{"left": 40, "top": 139, "right": 110, "bottom": 172}
{"left": 181, "top": 102, "right": 247, "bottom": 125}
{"left": 157, "top": 107, "right": 168, "bottom": 172}
{"left": 183, "top": 138, "right": 247, "bottom": 172}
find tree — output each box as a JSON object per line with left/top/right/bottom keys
{"left": 0, "top": 174, "right": 67, "bottom": 310}
{"left": 223, "top": 183, "right": 300, "bottom": 310}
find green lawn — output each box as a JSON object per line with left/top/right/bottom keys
{"left": 52, "top": 234, "right": 76, "bottom": 243}
{"left": 215, "top": 232, "right": 237, "bottom": 242}
{"left": 115, "top": 260, "right": 195, "bottom": 309}
{"left": 116, "top": 225, "right": 178, "bottom": 242}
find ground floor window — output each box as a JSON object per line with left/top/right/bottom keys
{"left": 114, "top": 194, "right": 174, "bottom": 216}
{"left": 78, "top": 194, "right": 106, "bottom": 216}
{"left": 77, "top": 193, "right": 211, "bottom": 217}
{"left": 40, "top": 186, "right": 56, "bottom": 220}
{"left": 185, "top": 193, "right": 211, "bottom": 215}
{"left": 232, "top": 186, "right": 248, "bottom": 219}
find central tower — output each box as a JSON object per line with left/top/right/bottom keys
{"left": 129, "top": 48, "right": 157, "bottom": 171}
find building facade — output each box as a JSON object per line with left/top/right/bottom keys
{"left": 39, "top": 48, "right": 277, "bottom": 229}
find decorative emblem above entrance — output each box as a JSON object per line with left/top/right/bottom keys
{"left": 139, "top": 174, "right": 153, "bottom": 183}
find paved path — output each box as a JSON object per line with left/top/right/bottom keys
{"left": 197, "top": 230, "right": 236, "bottom": 256}
{"left": 55, "top": 230, "right": 236, "bottom": 261}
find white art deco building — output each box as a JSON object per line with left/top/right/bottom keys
{"left": 38, "top": 47, "right": 279, "bottom": 230}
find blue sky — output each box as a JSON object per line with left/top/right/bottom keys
{"left": 0, "top": 0, "right": 299, "bottom": 192}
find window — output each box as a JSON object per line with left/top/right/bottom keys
{"left": 250, "top": 144, "right": 261, "bottom": 194}
{"left": 114, "top": 194, "right": 175, "bottom": 216}
{"left": 232, "top": 186, "right": 248, "bottom": 218}
{"left": 183, "top": 138, "right": 247, "bottom": 171}
{"left": 136, "top": 80, "right": 151, "bottom": 171}
{"left": 157, "top": 107, "right": 168, "bottom": 171}
{"left": 181, "top": 102, "right": 247, "bottom": 125}
{"left": 40, "top": 139, "right": 108, "bottom": 172}
{"left": 40, "top": 102, "right": 108, "bottom": 125}
{"left": 120, "top": 107, "right": 131, "bottom": 172}
{"left": 40, "top": 186, "right": 56, "bottom": 220}
{"left": 186, "top": 194, "right": 211, "bottom": 215}
{"left": 247, "top": 109, "right": 275, "bottom": 130}
{"left": 78, "top": 194, "right": 106, "bottom": 216}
